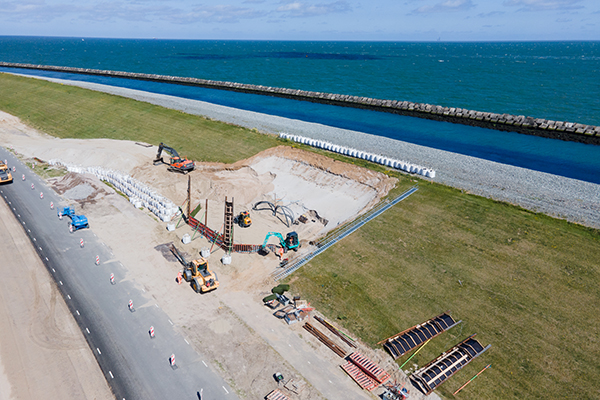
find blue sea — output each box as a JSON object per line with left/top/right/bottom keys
{"left": 1, "top": 37, "right": 599, "bottom": 184}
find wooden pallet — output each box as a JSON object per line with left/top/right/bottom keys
{"left": 265, "top": 388, "right": 290, "bottom": 400}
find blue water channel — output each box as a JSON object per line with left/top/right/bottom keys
{"left": 3, "top": 66, "right": 600, "bottom": 185}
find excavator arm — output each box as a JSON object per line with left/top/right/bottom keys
{"left": 156, "top": 143, "right": 181, "bottom": 160}
{"left": 262, "top": 232, "right": 286, "bottom": 249}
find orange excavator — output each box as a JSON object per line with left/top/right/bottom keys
{"left": 153, "top": 143, "right": 195, "bottom": 174}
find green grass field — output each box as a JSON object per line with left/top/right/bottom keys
{"left": 2, "top": 72, "right": 599, "bottom": 399}
{"left": 0, "top": 73, "right": 279, "bottom": 163}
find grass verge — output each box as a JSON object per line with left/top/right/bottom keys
{"left": 1, "top": 72, "right": 599, "bottom": 399}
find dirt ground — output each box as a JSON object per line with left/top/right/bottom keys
{"left": 0, "top": 110, "right": 438, "bottom": 400}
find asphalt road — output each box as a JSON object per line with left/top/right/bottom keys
{"left": 0, "top": 147, "right": 238, "bottom": 400}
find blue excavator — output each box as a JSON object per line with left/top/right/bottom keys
{"left": 261, "top": 231, "right": 299, "bottom": 254}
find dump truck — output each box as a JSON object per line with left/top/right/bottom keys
{"left": 0, "top": 161, "right": 13, "bottom": 184}
{"left": 169, "top": 244, "right": 219, "bottom": 293}
{"left": 153, "top": 143, "right": 195, "bottom": 174}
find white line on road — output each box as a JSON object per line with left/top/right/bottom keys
{"left": 109, "top": 371, "right": 114, "bottom": 379}
{"left": 307, "top": 361, "right": 311, "bottom": 364}
{"left": 97, "top": 348, "right": 101, "bottom": 355}
{"left": 142, "top": 288, "right": 145, "bottom": 292}
{"left": 52, "top": 268, "right": 55, "bottom": 272}
{"left": 184, "top": 339, "right": 189, "bottom": 345}
{"left": 86, "top": 328, "right": 90, "bottom": 334}
{"left": 76, "top": 310, "right": 80, "bottom": 315}
{"left": 168, "top": 319, "right": 173, "bottom": 325}
{"left": 202, "top": 361, "right": 207, "bottom": 367}
{"left": 38, "top": 246, "right": 42, "bottom": 251}
{"left": 33, "top": 237, "right": 36, "bottom": 241}
{"left": 17, "top": 214, "right": 20, "bottom": 217}
{"left": 222, "top": 386, "right": 229, "bottom": 394}
{"left": 45, "top": 257, "right": 48, "bottom": 261}
{"left": 155, "top": 304, "right": 159, "bottom": 308}
{"left": 67, "top": 295, "right": 71, "bottom": 299}
{"left": 329, "top": 380, "right": 333, "bottom": 383}
{"left": 59, "top": 281, "right": 63, "bottom": 285}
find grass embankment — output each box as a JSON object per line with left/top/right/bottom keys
{"left": 292, "top": 182, "right": 600, "bottom": 399}
{"left": 0, "top": 73, "right": 279, "bottom": 163}
{"left": 1, "top": 72, "right": 599, "bottom": 399}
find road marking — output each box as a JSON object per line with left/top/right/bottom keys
{"left": 59, "top": 281, "right": 63, "bottom": 285}
{"left": 45, "top": 257, "right": 48, "bottom": 261}
{"left": 67, "top": 295, "right": 71, "bottom": 299}
{"left": 86, "top": 328, "right": 90, "bottom": 334}
{"left": 17, "top": 214, "right": 20, "bottom": 217}
{"left": 184, "top": 339, "right": 189, "bottom": 345}
{"left": 33, "top": 237, "right": 36, "bottom": 241}
{"left": 168, "top": 319, "right": 173, "bottom": 325}
{"left": 142, "top": 288, "right": 145, "bottom": 292}
{"left": 97, "top": 348, "right": 101, "bottom": 355}
{"left": 38, "top": 247, "right": 42, "bottom": 251}
{"left": 12, "top": 207, "right": 15, "bottom": 211}
{"left": 329, "top": 380, "right": 333, "bottom": 383}
{"left": 202, "top": 360, "right": 207, "bottom": 367}
{"left": 76, "top": 310, "right": 80, "bottom": 315}
{"left": 155, "top": 304, "right": 159, "bottom": 308}
{"left": 222, "top": 386, "right": 229, "bottom": 394}
{"left": 288, "top": 344, "right": 291, "bottom": 347}
{"left": 109, "top": 371, "right": 114, "bottom": 379}
{"left": 307, "top": 361, "right": 311, "bottom": 364}
{"left": 52, "top": 268, "right": 55, "bottom": 272}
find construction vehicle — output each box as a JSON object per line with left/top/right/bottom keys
{"left": 261, "top": 232, "right": 299, "bottom": 254}
{"left": 57, "top": 206, "right": 89, "bottom": 231}
{"left": 153, "top": 143, "right": 195, "bottom": 174}
{"left": 169, "top": 244, "right": 219, "bottom": 293}
{"left": 235, "top": 211, "right": 252, "bottom": 228}
{"left": 0, "top": 161, "right": 12, "bottom": 183}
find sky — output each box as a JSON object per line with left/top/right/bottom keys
{"left": 0, "top": 0, "right": 598, "bottom": 41}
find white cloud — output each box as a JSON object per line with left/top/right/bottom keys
{"left": 411, "top": 0, "right": 475, "bottom": 14}
{"left": 165, "top": 5, "right": 264, "bottom": 23}
{"left": 276, "top": 0, "right": 350, "bottom": 18}
{"left": 502, "top": 0, "right": 585, "bottom": 11}
{"left": 0, "top": 0, "right": 76, "bottom": 22}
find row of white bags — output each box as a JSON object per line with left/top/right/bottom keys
{"left": 279, "top": 133, "right": 435, "bottom": 178}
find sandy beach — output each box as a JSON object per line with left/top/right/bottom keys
{"left": 12, "top": 73, "right": 599, "bottom": 230}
